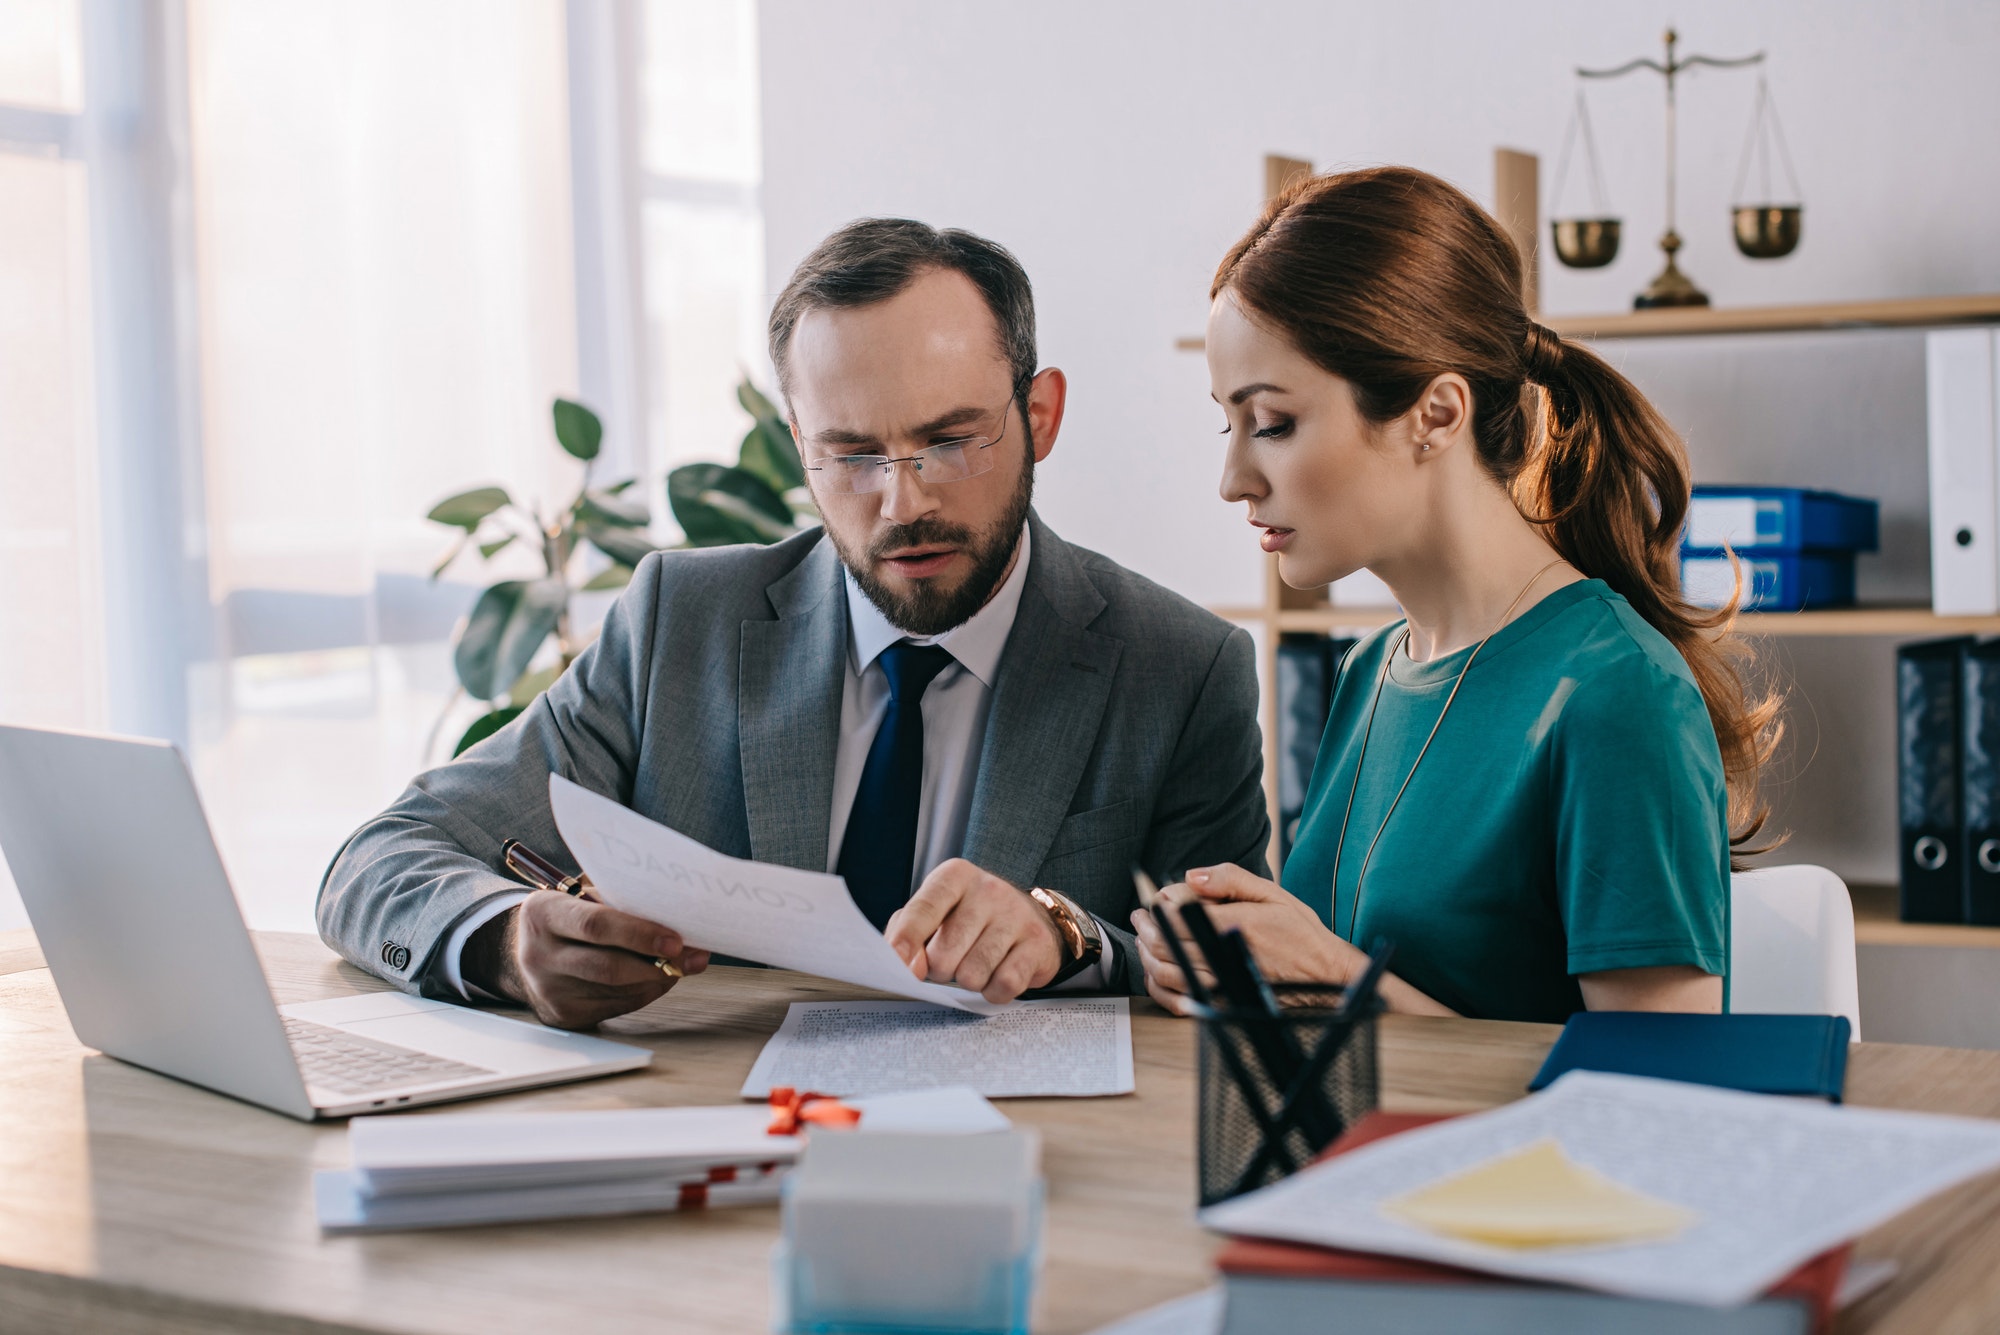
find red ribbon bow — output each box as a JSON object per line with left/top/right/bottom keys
{"left": 767, "top": 1085, "right": 863, "bottom": 1135}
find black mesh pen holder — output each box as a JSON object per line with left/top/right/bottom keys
{"left": 1193, "top": 984, "right": 1382, "bottom": 1207}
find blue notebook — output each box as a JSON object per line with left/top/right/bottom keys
{"left": 1528, "top": 1012, "right": 1851, "bottom": 1103}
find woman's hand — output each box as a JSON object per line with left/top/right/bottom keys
{"left": 1129, "top": 863, "right": 1360, "bottom": 1014}
{"left": 1130, "top": 863, "right": 1455, "bottom": 1018}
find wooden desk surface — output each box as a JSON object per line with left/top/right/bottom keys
{"left": 5, "top": 931, "right": 2000, "bottom": 1334}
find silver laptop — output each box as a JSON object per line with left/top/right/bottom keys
{"left": 0, "top": 724, "right": 651, "bottom": 1120}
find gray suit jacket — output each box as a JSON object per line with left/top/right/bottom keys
{"left": 317, "top": 513, "right": 1269, "bottom": 996}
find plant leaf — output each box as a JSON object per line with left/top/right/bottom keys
{"left": 479, "top": 534, "right": 516, "bottom": 560}
{"left": 454, "top": 582, "right": 524, "bottom": 698}
{"left": 452, "top": 578, "right": 567, "bottom": 700}
{"left": 453, "top": 706, "right": 525, "bottom": 757}
{"left": 581, "top": 562, "right": 634, "bottom": 591}
{"left": 506, "top": 662, "right": 564, "bottom": 707}
{"left": 738, "top": 417, "right": 806, "bottom": 493}
{"left": 577, "top": 487, "right": 651, "bottom": 527}
{"left": 492, "top": 577, "right": 567, "bottom": 699}
{"left": 737, "top": 379, "right": 782, "bottom": 422}
{"left": 427, "top": 486, "right": 512, "bottom": 531}
{"left": 699, "top": 488, "right": 796, "bottom": 542}
{"left": 552, "top": 398, "right": 603, "bottom": 461}
{"left": 669, "top": 462, "right": 794, "bottom": 546}
{"left": 430, "top": 531, "right": 469, "bottom": 580}
{"left": 580, "top": 522, "right": 660, "bottom": 567}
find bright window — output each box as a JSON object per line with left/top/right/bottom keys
{"left": 641, "top": 0, "right": 771, "bottom": 471}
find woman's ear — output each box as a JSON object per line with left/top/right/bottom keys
{"left": 1409, "top": 373, "right": 1472, "bottom": 458}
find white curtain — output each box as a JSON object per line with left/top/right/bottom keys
{"left": 0, "top": 0, "right": 99, "bottom": 932}
{"left": 0, "top": 0, "right": 769, "bottom": 936}
{"left": 183, "top": 0, "right": 582, "bottom": 931}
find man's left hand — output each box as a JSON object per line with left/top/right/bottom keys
{"left": 883, "top": 859, "right": 1064, "bottom": 1004}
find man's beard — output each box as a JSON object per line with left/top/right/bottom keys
{"left": 828, "top": 460, "right": 1034, "bottom": 638}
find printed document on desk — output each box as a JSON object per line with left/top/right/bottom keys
{"left": 743, "top": 998, "right": 1135, "bottom": 1098}
{"left": 1199, "top": 1070, "right": 2000, "bottom": 1308}
{"left": 550, "top": 775, "right": 1001, "bottom": 1014}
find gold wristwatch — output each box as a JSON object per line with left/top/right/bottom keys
{"left": 1029, "top": 886, "right": 1104, "bottom": 986}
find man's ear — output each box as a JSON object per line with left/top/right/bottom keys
{"left": 1025, "top": 367, "right": 1067, "bottom": 463}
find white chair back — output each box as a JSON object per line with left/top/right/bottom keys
{"left": 1729, "top": 865, "right": 1862, "bottom": 1039}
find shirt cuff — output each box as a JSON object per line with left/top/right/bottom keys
{"left": 439, "top": 891, "right": 531, "bottom": 1000}
{"left": 1049, "top": 914, "right": 1120, "bottom": 991}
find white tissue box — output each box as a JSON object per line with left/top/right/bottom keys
{"left": 774, "top": 1128, "right": 1042, "bottom": 1335}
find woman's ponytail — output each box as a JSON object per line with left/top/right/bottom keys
{"left": 1524, "top": 329, "right": 1783, "bottom": 850}
{"left": 1214, "top": 166, "right": 1782, "bottom": 854}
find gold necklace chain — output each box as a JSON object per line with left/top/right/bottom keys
{"left": 1331, "top": 558, "right": 1569, "bottom": 942}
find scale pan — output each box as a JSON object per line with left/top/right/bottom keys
{"left": 1733, "top": 205, "right": 1802, "bottom": 259}
{"left": 1552, "top": 217, "right": 1621, "bottom": 269}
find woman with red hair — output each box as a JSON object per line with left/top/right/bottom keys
{"left": 1134, "top": 167, "right": 1779, "bottom": 1022}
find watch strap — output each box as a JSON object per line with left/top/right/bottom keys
{"left": 1030, "top": 886, "right": 1103, "bottom": 987}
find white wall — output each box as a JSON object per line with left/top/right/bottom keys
{"left": 758, "top": 0, "right": 2000, "bottom": 888}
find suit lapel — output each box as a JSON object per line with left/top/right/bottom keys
{"left": 961, "top": 518, "right": 1122, "bottom": 888}
{"left": 739, "top": 538, "right": 846, "bottom": 871}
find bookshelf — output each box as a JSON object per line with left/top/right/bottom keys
{"left": 1180, "top": 293, "right": 2000, "bottom": 355}
{"left": 1216, "top": 604, "right": 2000, "bottom": 639}
{"left": 1205, "top": 152, "right": 2000, "bottom": 875}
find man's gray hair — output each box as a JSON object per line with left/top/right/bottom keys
{"left": 767, "top": 218, "right": 1038, "bottom": 410}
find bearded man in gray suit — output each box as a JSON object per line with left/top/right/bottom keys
{"left": 318, "top": 219, "right": 1268, "bottom": 1029}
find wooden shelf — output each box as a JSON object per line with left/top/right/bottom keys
{"left": 1851, "top": 884, "right": 2000, "bottom": 950}
{"left": 1179, "top": 293, "right": 2000, "bottom": 352}
{"left": 1544, "top": 292, "right": 2000, "bottom": 341}
{"left": 1212, "top": 603, "right": 2000, "bottom": 639}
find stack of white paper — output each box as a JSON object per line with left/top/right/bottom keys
{"left": 315, "top": 1088, "right": 1010, "bottom": 1233}
{"left": 1199, "top": 1071, "right": 2000, "bottom": 1308}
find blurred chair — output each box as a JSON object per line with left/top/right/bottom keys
{"left": 1730, "top": 865, "right": 1862, "bottom": 1039}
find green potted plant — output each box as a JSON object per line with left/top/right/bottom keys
{"left": 425, "top": 382, "right": 812, "bottom": 758}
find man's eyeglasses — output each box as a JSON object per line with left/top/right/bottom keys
{"left": 802, "top": 399, "right": 1012, "bottom": 496}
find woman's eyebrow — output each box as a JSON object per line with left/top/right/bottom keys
{"left": 1226, "top": 382, "right": 1287, "bottom": 406}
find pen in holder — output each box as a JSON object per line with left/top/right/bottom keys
{"left": 1191, "top": 980, "right": 1384, "bottom": 1207}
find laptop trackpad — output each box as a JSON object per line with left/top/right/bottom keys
{"left": 281, "top": 994, "right": 646, "bottom": 1075}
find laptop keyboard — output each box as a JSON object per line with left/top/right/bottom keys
{"left": 284, "top": 1016, "right": 496, "bottom": 1096}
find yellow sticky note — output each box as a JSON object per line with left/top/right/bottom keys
{"left": 1381, "top": 1139, "right": 1696, "bottom": 1249}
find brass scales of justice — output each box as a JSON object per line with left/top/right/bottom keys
{"left": 1549, "top": 28, "right": 1804, "bottom": 308}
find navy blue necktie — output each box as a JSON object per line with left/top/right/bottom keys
{"left": 838, "top": 641, "right": 956, "bottom": 930}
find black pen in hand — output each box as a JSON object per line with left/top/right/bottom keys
{"left": 500, "top": 838, "right": 683, "bottom": 979}
{"left": 1132, "top": 868, "right": 1213, "bottom": 1011}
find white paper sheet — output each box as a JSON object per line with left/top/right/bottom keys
{"left": 741, "top": 998, "right": 1134, "bottom": 1098}
{"left": 549, "top": 775, "right": 1001, "bottom": 1014}
{"left": 1198, "top": 1070, "right": 2000, "bottom": 1308}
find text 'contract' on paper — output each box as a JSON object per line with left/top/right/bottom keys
{"left": 743, "top": 999, "right": 1136, "bottom": 1099}
{"left": 548, "top": 775, "right": 1002, "bottom": 1014}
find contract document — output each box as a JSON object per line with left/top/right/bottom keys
{"left": 742, "top": 998, "right": 1135, "bottom": 1099}
{"left": 550, "top": 775, "right": 1002, "bottom": 1014}
{"left": 1199, "top": 1070, "right": 2000, "bottom": 1308}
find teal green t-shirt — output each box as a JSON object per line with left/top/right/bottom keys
{"left": 1282, "top": 579, "right": 1730, "bottom": 1022}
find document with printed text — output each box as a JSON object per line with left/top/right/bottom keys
{"left": 549, "top": 775, "right": 1002, "bottom": 1014}
{"left": 742, "top": 998, "right": 1135, "bottom": 1099}
{"left": 1199, "top": 1070, "right": 2000, "bottom": 1308}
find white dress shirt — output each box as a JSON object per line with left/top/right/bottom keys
{"left": 445, "top": 525, "right": 1112, "bottom": 997}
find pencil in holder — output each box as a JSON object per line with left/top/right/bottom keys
{"left": 1192, "top": 984, "right": 1382, "bottom": 1207}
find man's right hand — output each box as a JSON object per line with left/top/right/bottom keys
{"left": 464, "top": 893, "right": 709, "bottom": 1030}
